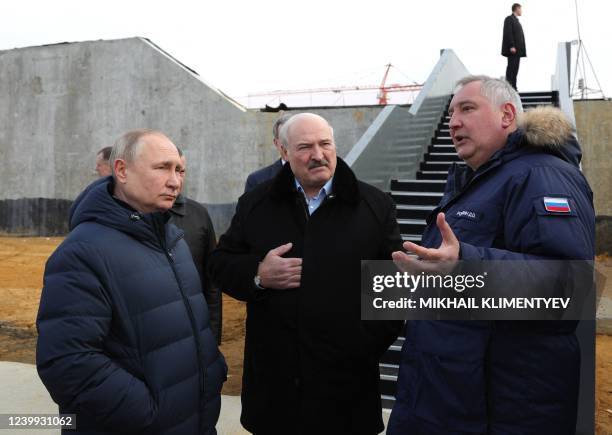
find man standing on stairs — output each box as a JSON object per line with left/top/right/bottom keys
{"left": 387, "top": 76, "right": 594, "bottom": 434}
{"left": 210, "top": 113, "right": 403, "bottom": 434}
{"left": 502, "top": 3, "right": 526, "bottom": 90}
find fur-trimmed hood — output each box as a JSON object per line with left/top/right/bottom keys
{"left": 517, "top": 106, "right": 575, "bottom": 147}
{"left": 515, "top": 105, "right": 581, "bottom": 167}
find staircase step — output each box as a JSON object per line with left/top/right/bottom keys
{"left": 416, "top": 170, "right": 449, "bottom": 180}
{"left": 425, "top": 152, "right": 462, "bottom": 162}
{"left": 523, "top": 98, "right": 553, "bottom": 103}
{"left": 396, "top": 204, "right": 436, "bottom": 219}
{"left": 379, "top": 362, "right": 400, "bottom": 376}
{"left": 519, "top": 91, "right": 557, "bottom": 98}
{"left": 420, "top": 161, "right": 462, "bottom": 172}
{"left": 390, "top": 179, "right": 446, "bottom": 192}
{"left": 431, "top": 137, "right": 453, "bottom": 145}
{"left": 381, "top": 395, "right": 396, "bottom": 410}
{"left": 428, "top": 144, "right": 456, "bottom": 153}
{"left": 380, "top": 376, "right": 398, "bottom": 397}
{"left": 402, "top": 234, "right": 423, "bottom": 244}
{"left": 435, "top": 133, "right": 452, "bottom": 139}
{"left": 397, "top": 218, "right": 427, "bottom": 234}
{"left": 391, "top": 191, "right": 443, "bottom": 206}
{"left": 381, "top": 344, "right": 403, "bottom": 365}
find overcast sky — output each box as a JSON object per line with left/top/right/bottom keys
{"left": 2, "top": 0, "right": 609, "bottom": 106}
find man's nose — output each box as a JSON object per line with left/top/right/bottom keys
{"left": 168, "top": 170, "right": 180, "bottom": 188}
{"left": 311, "top": 145, "right": 324, "bottom": 160}
{"left": 449, "top": 112, "right": 461, "bottom": 130}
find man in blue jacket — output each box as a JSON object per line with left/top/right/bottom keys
{"left": 37, "top": 129, "right": 226, "bottom": 435}
{"left": 388, "top": 76, "right": 594, "bottom": 434}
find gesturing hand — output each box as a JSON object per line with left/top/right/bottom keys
{"left": 391, "top": 213, "right": 460, "bottom": 274}
{"left": 257, "top": 243, "right": 302, "bottom": 289}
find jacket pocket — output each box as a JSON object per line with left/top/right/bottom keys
{"left": 398, "top": 321, "right": 489, "bottom": 432}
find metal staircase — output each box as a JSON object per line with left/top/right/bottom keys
{"left": 379, "top": 90, "right": 560, "bottom": 410}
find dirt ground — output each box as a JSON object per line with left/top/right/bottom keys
{"left": 1, "top": 237, "right": 611, "bottom": 432}
{"left": 0, "top": 236, "right": 246, "bottom": 396}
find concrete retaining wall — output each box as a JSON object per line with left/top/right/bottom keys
{"left": 0, "top": 38, "right": 381, "bottom": 235}
{"left": 574, "top": 100, "right": 612, "bottom": 254}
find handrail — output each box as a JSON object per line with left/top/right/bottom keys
{"left": 344, "top": 105, "right": 395, "bottom": 167}
{"left": 409, "top": 49, "right": 469, "bottom": 115}
{"left": 551, "top": 41, "right": 576, "bottom": 128}
{"left": 347, "top": 49, "right": 469, "bottom": 190}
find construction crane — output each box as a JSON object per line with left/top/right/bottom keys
{"left": 377, "top": 64, "right": 393, "bottom": 105}
{"left": 245, "top": 64, "right": 422, "bottom": 107}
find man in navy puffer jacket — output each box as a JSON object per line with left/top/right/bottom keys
{"left": 37, "top": 129, "right": 226, "bottom": 435}
{"left": 388, "top": 76, "right": 595, "bottom": 434}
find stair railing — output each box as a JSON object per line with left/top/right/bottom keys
{"left": 551, "top": 41, "right": 576, "bottom": 128}
{"left": 346, "top": 49, "right": 469, "bottom": 189}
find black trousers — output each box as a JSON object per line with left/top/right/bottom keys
{"left": 505, "top": 55, "right": 521, "bottom": 90}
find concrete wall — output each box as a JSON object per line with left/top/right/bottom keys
{"left": 245, "top": 107, "right": 383, "bottom": 177}
{"left": 0, "top": 37, "right": 251, "bottom": 202}
{"left": 574, "top": 100, "right": 612, "bottom": 254}
{"left": 0, "top": 38, "right": 382, "bottom": 235}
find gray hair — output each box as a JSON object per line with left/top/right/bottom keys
{"left": 97, "top": 146, "right": 112, "bottom": 161}
{"left": 455, "top": 75, "right": 523, "bottom": 113}
{"left": 278, "top": 113, "right": 334, "bottom": 148}
{"left": 109, "top": 129, "right": 167, "bottom": 177}
{"left": 272, "top": 114, "right": 292, "bottom": 140}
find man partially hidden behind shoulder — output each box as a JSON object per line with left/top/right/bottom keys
{"left": 244, "top": 113, "right": 292, "bottom": 192}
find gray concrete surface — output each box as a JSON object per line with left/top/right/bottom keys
{"left": 0, "top": 362, "right": 249, "bottom": 434}
{"left": 574, "top": 100, "right": 612, "bottom": 254}
{"left": 0, "top": 362, "right": 389, "bottom": 434}
{"left": 596, "top": 259, "right": 612, "bottom": 334}
{"left": 575, "top": 100, "right": 612, "bottom": 217}
{"left": 0, "top": 37, "right": 382, "bottom": 235}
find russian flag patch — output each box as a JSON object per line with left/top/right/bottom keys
{"left": 543, "top": 197, "right": 571, "bottom": 213}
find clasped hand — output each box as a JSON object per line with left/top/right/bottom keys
{"left": 257, "top": 243, "right": 302, "bottom": 289}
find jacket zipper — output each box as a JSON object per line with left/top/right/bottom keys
{"left": 162, "top": 234, "right": 208, "bottom": 431}
{"left": 432, "top": 159, "right": 503, "bottom": 219}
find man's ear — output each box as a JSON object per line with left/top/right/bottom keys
{"left": 280, "top": 144, "right": 289, "bottom": 161}
{"left": 273, "top": 137, "right": 282, "bottom": 151}
{"left": 114, "top": 159, "right": 128, "bottom": 183}
{"left": 501, "top": 102, "right": 517, "bottom": 128}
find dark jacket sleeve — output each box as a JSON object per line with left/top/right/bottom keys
{"left": 361, "top": 193, "right": 404, "bottom": 358}
{"left": 501, "top": 15, "right": 514, "bottom": 56}
{"left": 208, "top": 200, "right": 263, "bottom": 302}
{"left": 201, "top": 208, "right": 222, "bottom": 345}
{"left": 36, "top": 241, "right": 157, "bottom": 431}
